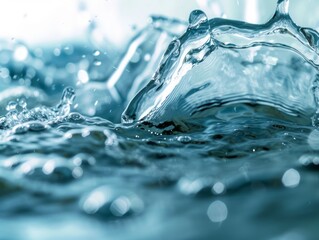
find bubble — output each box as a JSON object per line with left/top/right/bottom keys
{"left": 207, "top": 200, "right": 228, "bottom": 223}
{"left": 282, "top": 168, "right": 300, "bottom": 188}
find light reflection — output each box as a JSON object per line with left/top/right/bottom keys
{"left": 281, "top": 168, "right": 300, "bottom": 188}
{"left": 207, "top": 200, "right": 228, "bottom": 223}
{"left": 110, "top": 196, "right": 131, "bottom": 217}
{"left": 13, "top": 45, "right": 28, "bottom": 61}
{"left": 212, "top": 181, "right": 225, "bottom": 195}
{"left": 77, "top": 69, "right": 89, "bottom": 84}
{"left": 82, "top": 187, "right": 109, "bottom": 214}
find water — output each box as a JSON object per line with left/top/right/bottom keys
{"left": 1, "top": 1, "right": 319, "bottom": 239}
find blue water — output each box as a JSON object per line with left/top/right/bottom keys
{"left": 1, "top": 1, "right": 319, "bottom": 239}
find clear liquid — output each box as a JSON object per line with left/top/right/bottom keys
{"left": 1, "top": 1, "right": 319, "bottom": 239}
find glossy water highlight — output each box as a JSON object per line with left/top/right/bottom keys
{"left": 123, "top": 0, "right": 319, "bottom": 125}
{"left": 1, "top": 1, "right": 319, "bottom": 240}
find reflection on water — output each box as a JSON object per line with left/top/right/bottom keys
{"left": 1, "top": 0, "right": 319, "bottom": 239}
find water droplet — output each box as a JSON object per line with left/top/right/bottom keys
{"left": 18, "top": 98, "right": 27, "bottom": 109}
{"left": 93, "top": 50, "right": 100, "bottom": 56}
{"left": 93, "top": 60, "right": 102, "bottom": 66}
{"left": 78, "top": 70, "right": 89, "bottom": 83}
{"left": 6, "top": 101, "right": 17, "bottom": 111}
{"left": 188, "top": 10, "right": 208, "bottom": 28}
{"left": 60, "top": 87, "right": 76, "bottom": 105}
{"left": 207, "top": 200, "right": 228, "bottom": 223}
{"left": 282, "top": 168, "right": 300, "bottom": 188}
{"left": 144, "top": 54, "right": 151, "bottom": 61}
{"left": 177, "top": 135, "right": 192, "bottom": 143}
{"left": 212, "top": 182, "right": 225, "bottom": 195}
{"left": 63, "top": 45, "right": 74, "bottom": 55}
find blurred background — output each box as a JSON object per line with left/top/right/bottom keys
{"left": 0, "top": 0, "right": 317, "bottom": 52}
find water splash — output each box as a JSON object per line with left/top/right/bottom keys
{"left": 75, "top": 16, "right": 187, "bottom": 122}
{"left": 1, "top": 2, "right": 319, "bottom": 240}
{"left": 122, "top": 1, "right": 319, "bottom": 125}
{"left": 0, "top": 87, "right": 75, "bottom": 129}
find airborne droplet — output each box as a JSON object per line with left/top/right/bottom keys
{"left": 188, "top": 10, "right": 208, "bottom": 28}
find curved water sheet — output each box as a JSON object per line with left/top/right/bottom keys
{"left": 75, "top": 16, "right": 187, "bottom": 122}
{"left": 122, "top": 0, "right": 319, "bottom": 125}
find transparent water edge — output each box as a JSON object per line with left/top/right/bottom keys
{"left": 1, "top": 0, "right": 319, "bottom": 239}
